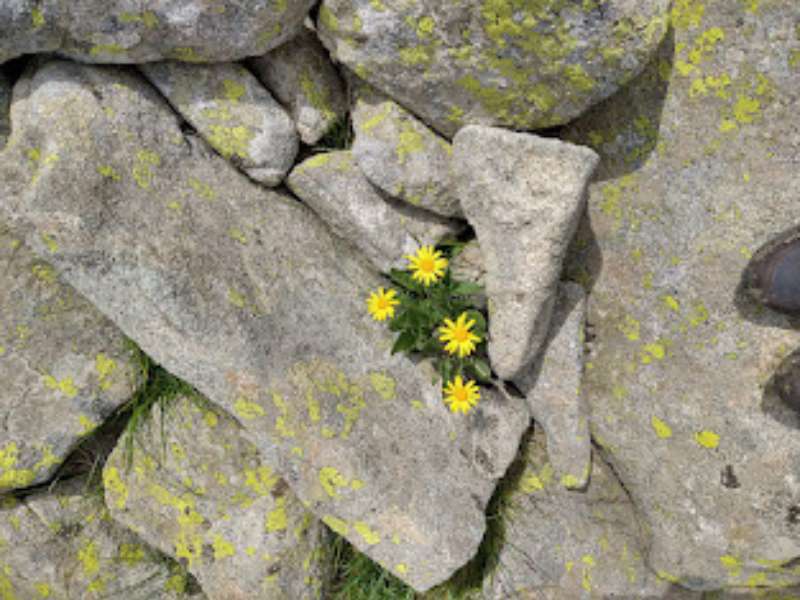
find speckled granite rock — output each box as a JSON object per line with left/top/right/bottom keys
{"left": 104, "top": 395, "right": 330, "bottom": 600}
{"left": 351, "top": 85, "right": 461, "bottom": 218}
{"left": 249, "top": 29, "right": 348, "bottom": 146}
{"left": 453, "top": 126, "right": 598, "bottom": 381}
{"left": 140, "top": 61, "right": 297, "bottom": 186}
{"left": 0, "top": 223, "right": 142, "bottom": 494}
{"left": 0, "top": 59, "right": 528, "bottom": 592}
{"left": 317, "top": 0, "right": 670, "bottom": 137}
{"left": 563, "top": 0, "right": 800, "bottom": 590}
{"left": 515, "top": 283, "right": 590, "bottom": 491}
{"left": 287, "top": 150, "right": 460, "bottom": 272}
{"left": 0, "top": 477, "right": 205, "bottom": 599}
{"left": 0, "top": 0, "right": 315, "bottom": 65}
{"left": 0, "top": 70, "right": 9, "bottom": 148}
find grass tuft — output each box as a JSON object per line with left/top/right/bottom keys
{"left": 316, "top": 114, "right": 354, "bottom": 150}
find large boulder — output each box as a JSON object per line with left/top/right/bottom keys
{"left": 563, "top": 0, "right": 800, "bottom": 590}
{"left": 317, "top": 0, "right": 671, "bottom": 137}
{"left": 0, "top": 0, "right": 315, "bottom": 65}
{"left": 0, "top": 223, "right": 142, "bottom": 494}
{"left": 140, "top": 61, "right": 298, "bottom": 187}
{"left": 104, "top": 394, "right": 330, "bottom": 600}
{"left": 0, "top": 477, "right": 205, "bottom": 599}
{"left": 453, "top": 126, "right": 598, "bottom": 381}
{"left": 0, "top": 60, "right": 528, "bottom": 592}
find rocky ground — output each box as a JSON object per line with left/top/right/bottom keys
{"left": 1, "top": 1, "right": 799, "bottom": 599}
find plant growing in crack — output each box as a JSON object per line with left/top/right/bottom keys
{"left": 366, "top": 242, "right": 491, "bottom": 414}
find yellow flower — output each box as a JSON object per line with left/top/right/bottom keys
{"left": 438, "top": 312, "right": 481, "bottom": 357}
{"left": 406, "top": 245, "right": 448, "bottom": 287}
{"left": 366, "top": 287, "right": 400, "bottom": 321}
{"left": 443, "top": 376, "right": 480, "bottom": 414}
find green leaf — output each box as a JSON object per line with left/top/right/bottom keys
{"left": 441, "top": 358, "right": 454, "bottom": 385}
{"left": 388, "top": 269, "right": 419, "bottom": 292}
{"left": 451, "top": 281, "right": 485, "bottom": 296}
{"left": 391, "top": 331, "right": 417, "bottom": 355}
{"left": 466, "top": 310, "right": 487, "bottom": 336}
{"left": 469, "top": 358, "right": 493, "bottom": 383}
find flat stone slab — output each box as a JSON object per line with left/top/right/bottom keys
{"left": 563, "top": 0, "right": 800, "bottom": 590}
{"left": 0, "top": 223, "right": 142, "bottom": 494}
{"left": 0, "top": 477, "right": 206, "bottom": 599}
{"left": 0, "top": 59, "right": 528, "bottom": 592}
{"left": 104, "top": 395, "right": 330, "bottom": 600}
{"left": 317, "top": 0, "right": 670, "bottom": 136}
{"left": 140, "top": 61, "right": 298, "bottom": 186}
{"left": 453, "top": 126, "right": 598, "bottom": 381}
{"left": 0, "top": 0, "right": 315, "bottom": 64}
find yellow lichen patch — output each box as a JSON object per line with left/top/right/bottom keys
{"left": 97, "top": 165, "right": 121, "bottom": 181}
{"left": 222, "top": 79, "right": 246, "bottom": 103}
{"left": 234, "top": 397, "right": 265, "bottom": 420}
{"left": 118, "top": 543, "right": 145, "bottom": 565}
{"left": 77, "top": 540, "right": 100, "bottom": 577}
{"left": 641, "top": 341, "right": 667, "bottom": 364}
{"left": 651, "top": 416, "right": 673, "bottom": 439}
{"left": 319, "top": 467, "right": 349, "bottom": 498}
{"left": 95, "top": 353, "right": 117, "bottom": 391}
{"left": 208, "top": 125, "right": 253, "bottom": 161}
{"left": 40, "top": 233, "right": 59, "bottom": 254}
{"left": 212, "top": 535, "right": 236, "bottom": 559}
{"left": 103, "top": 466, "right": 129, "bottom": 509}
{"left": 0, "top": 442, "right": 35, "bottom": 488}
{"left": 78, "top": 415, "right": 97, "bottom": 435}
{"left": 43, "top": 375, "right": 78, "bottom": 398}
{"left": 671, "top": 0, "right": 705, "bottom": 30}
{"left": 244, "top": 466, "right": 279, "bottom": 497}
{"left": 720, "top": 554, "right": 742, "bottom": 578}
{"left": 203, "top": 411, "right": 218, "bottom": 428}
{"left": 147, "top": 483, "right": 205, "bottom": 567}
{"left": 396, "top": 123, "right": 425, "bottom": 164}
{"left": 31, "top": 7, "right": 45, "bottom": 28}
{"left": 662, "top": 295, "right": 681, "bottom": 313}
{"left": 321, "top": 515, "right": 349, "bottom": 536}
{"left": 34, "top": 582, "right": 51, "bottom": 597}
{"left": 618, "top": 315, "right": 641, "bottom": 342}
{"left": 300, "top": 70, "right": 335, "bottom": 121}
{"left": 172, "top": 47, "right": 204, "bottom": 62}
{"left": 689, "top": 302, "right": 709, "bottom": 327}
{"left": 353, "top": 521, "right": 381, "bottom": 545}
{"left": 695, "top": 430, "right": 720, "bottom": 449}
{"left": 227, "top": 288, "right": 247, "bottom": 309}
{"left": 266, "top": 497, "right": 288, "bottom": 533}
{"left": 368, "top": 372, "right": 396, "bottom": 401}
{"left": 132, "top": 150, "right": 161, "bottom": 189}
{"left": 519, "top": 462, "right": 553, "bottom": 493}
{"left": 228, "top": 227, "right": 247, "bottom": 245}
{"left": 395, "top": 563, "right": 408, "bottom": 575}
{"left": 187, "top": 177, "right": 217, "bottom": 201}
{"left": 31, "top": 264, "right": 56, "bottom": 284}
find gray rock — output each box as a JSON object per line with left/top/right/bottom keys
{"left": 104, "top": 395, "right": 330, "bottom": 600}
{"left": 563, "top": 0, "right": 800, "bottom": 590}
{"left": 249, "top": 29, "right": 348, "bottom": 146}
{"left": 449, "top": 240, "right": 488, "bottom": 310}
{"left": 0, "top": 0, "right": 315, "bottom": 65}
{"left": 351, "top": 85, "right": 461, "bottom": 218}
{"left": 316, "top": 0, "right": 671, "bottom": 137}
{"left": 0, "top": 59, "right": 528, "bottom": 591}
{"left": 452, "top": 126, "right": 598, "bottom": 381}
{"left": 287, "top": 150, "right": 461, "bottom": 273}
{"left": 515, "top": 283, "right": 590, "bottom": 490}
{"left": 484, "top": 428, "right": 679, "bottom": 600}
{"left": 0, "top": 223, "right": 142, "bottom": 494}
{"left": 0, "top": 70, "right": 9, "bottom": 148}
{"left": 0, "top": 476, "right": 205, "bottom": 599}
{"left": 140, "top": 61, "right": 297, "bottom": 187}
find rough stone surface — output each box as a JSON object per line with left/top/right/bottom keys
{"left": 0, "top": 60, "right": 528, "bottom": 591}
{"left": 351, "top": 85, "right": 461, "bottom": 218}
{"left": 515, "top": 283, "right": 590, "bottom": 490}
{"left": 484, "top": 428, "right": 684, "bottom": 600}
{"left": 287, "top": 150, "right": 461, "bottom": 273}
{"left": 0, "top": 223, "right": 142, "bottom": 494}
{"left": 453, "top": 126, "right": 599, "bottom": 381}
{"left": 104, "top": 395, "right": 329, "bottom": 600}
{"left": 0, "top": 477, "right": 205, "bottom": 599}
{"left": 0, "top": 70, "right": 9, "bottom": 148}
{"left": 449, "top": 240, "right": 488, "bottom": 310}
{"left": 316, "top": 0, "right": 671, "bottom": 137}
{"left": 563, "top": 0, "right": 800, "bottom": 590}
{"left": 140, "top": 61, "right": 298, "bottom": 186}
{"left": 0, "top": 0, "right": 315, "bottom": 65}
{"left": 249, "top": 29, "right": 347, "bottom": 146}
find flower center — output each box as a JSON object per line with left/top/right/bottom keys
{"left": 453, "top": 387, "right": 468, "bottom": 403}
{"left": 376, "top": 297, "right": 390, "bottom": 310}
{"left": 452, "top": 326, "right": 469, "bottom": 342}
{"left": 419, "top": 257, "right": 435, "bottom": 273}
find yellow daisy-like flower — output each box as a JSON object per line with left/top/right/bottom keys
{"left": 443, "top": 376, "right": 480, "bottom": 414}
{"left": 405, "top": 245, "right": 448, "bottom": 287}
{"left": 438, "top": 312, "right": 481, "bottom": 357}
{"left": 366, "top": 287, "right": 400, "bottom": 321}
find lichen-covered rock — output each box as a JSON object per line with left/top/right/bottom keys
{"left": 351, "top": 85, "right": 461, "bottom": 218}
{"left": 0, "top": 477, "right": 205, "bottom": 599}
{"left": 140, "top": 61, "right": 297, "bottom": 186}
{"left": 0, "top": 0, "right": 315, "bottom": 65}
{"left": 563, "top": 0, "right": 800, "bottom": 590}
{"left": 484, "top": 429, "right": 684, "bottom": 600}
{"left": 316, "top": 0, "right": 670, "bottom": 137}
{"left": 249, "top": 29, "right": 348, "bottom": 146}
{"left": 453, "top": 126, "right": 598, "bottom": 381}
{"left": 287, "top": 150, "right": 460, "bottom": 272}
{"left": 104, "top": 395, "right": 329, "bottom": 600}
{"left": 0, "top": 223, "right": 142, "bottom": 494}
{"left": 515, "top": 283, "right": 590, "bottom": 490}
{"left": 0, "top": 70, "right": 9, "bottom": 148}
{"left": 0, "top": 60, "right": 528, "bottom": 591}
